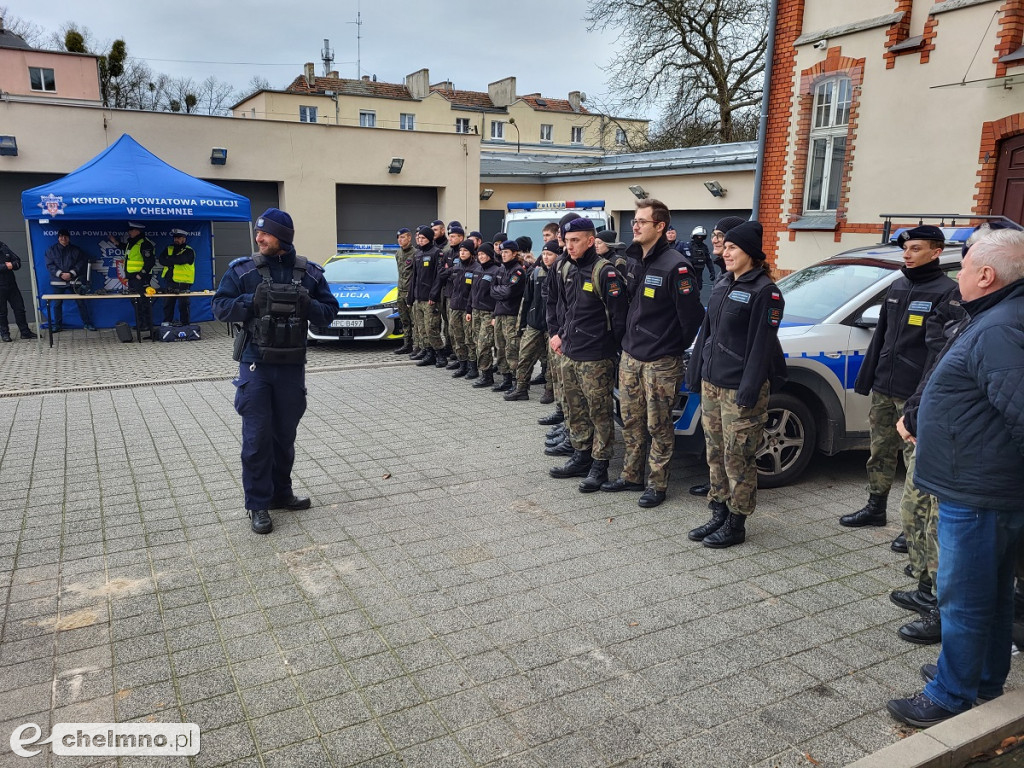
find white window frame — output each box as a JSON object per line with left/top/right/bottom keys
{"left": 359, "top": 110, "right": 377, "bottom": 128}
{"left": 490, "top": 120, "right": 505, "bottom": 140}
{"left": 571, "top": 126, "right": 584, "bottom": 145}
{"left": 29, "top": 66, "right": 56, "bottom": 92}
{"left": 803, "top": 76, "right": 852, "bottom": 213}
{"left": 400, "top": 113, "right": 415, "bottom": 131}
{"left": 455, "top": 117, "right": 471, "bottom": 134}
{"left": 539, "top": 124, "right": 553, "bottom": 143}
{"left": 299, "top": 105, "right": 317, "bottom": 123}
{"left": 615, "top": 128, "right": 626, "bottom": 146}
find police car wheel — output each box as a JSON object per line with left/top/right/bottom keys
{"left": 755, "top": 393, "right": 817, "bottom": 489}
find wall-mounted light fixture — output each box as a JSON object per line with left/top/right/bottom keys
{"left": 0, "top": 136, "right": 18, "bottom": 157}
{"left": 210, "top": 147, "right": 227, "bottom": 165}
{"left": 480, "top": 189, "right": 494, "bottom": 201}
{"left": 388, "top": 157, "right": 404, "bottom": 174}
{"left": 628, "top": 185, "right": 647, "bottom": 200}
{"left": 704, "top": 180, "right": 727, "bottom": 198}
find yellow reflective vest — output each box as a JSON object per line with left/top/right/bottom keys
{"left": 162, "top": 245, "right": 195, "bottom": 285}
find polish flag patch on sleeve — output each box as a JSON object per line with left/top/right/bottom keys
{"left": 771, "top": 291, "right": 781, "bottom": 300}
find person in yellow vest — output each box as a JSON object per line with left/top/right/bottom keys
{"left": 161, "top": 228, "right": 196, "bottom": 325}
{"left": 121, "top": 221, "right": 156, "bottom": 333}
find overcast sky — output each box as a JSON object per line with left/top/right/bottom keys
{"left": 7, "top": 0, "right": 640, "bottom": 117}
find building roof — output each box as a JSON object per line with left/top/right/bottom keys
{"left": 480, "top": 141, "right": 758, "bottom": 183}
{"left": 429, "top": 85, "right": 501, "bottom": 112}
{"left": 283, "top": 74, "right": 417, "bottom": 101}
{"left": 0, "top": 26, "right": 33, "bottom": 50}
{"left": 518, "top": 94, "right": 590, "bottom": 115}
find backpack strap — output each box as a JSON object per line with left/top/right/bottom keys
{"left": 591, "top": 257, "right": 613, "bottom": 331}
{"left": 292, "top": 255, "right": 308, "bottom": 285}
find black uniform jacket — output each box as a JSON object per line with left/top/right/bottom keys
{"left": 545, "top": 253, "right": 570, "bottom": 336}
{"left": 621, "top": 237, "right": 705, "bottom": 362}
{"left": 409, "top": 244, "right": 443, "bottom": 303}
{"left": 0, "top": 242, "right": 22, "bottom": 287}
{"left": 558, "top": 246, "right": 629, "bottom": 362}
{"left": 491, "top": 259, "right": 527, "bottom": 317}
{"left": 853, "top": 261, "right": 958, "bottom": 401}
{"left": 469, "top": 259, "right": 500, "bottom": 313}
{"left": 520, "top": 263, "right": 549, "bottom": 332}
{"left": 446, "top": 255, "right": 476, "bottom": 312}
{"left": 685, "top": 265, "right": 786, "bottom": 408}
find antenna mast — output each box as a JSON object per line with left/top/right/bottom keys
{"left": 321, "top": 38, "right": 334, "bottom": 76}
{"left": 347, "top": 0, "right": 363, "bottom": 79}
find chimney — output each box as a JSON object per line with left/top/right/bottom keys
{"left": 488, "top": 76, "right": 516, "bottom": 108}
{"left": 328, "top": 70, "right": 339, "bottom": 78}
{"left": 431, "top": 80, "right": 454, "bottom": 92}
{"left": 361, "top": 75, "right": 370, "bottom": 82}
{"left": 405, "top": 68, "right": 430, "bottom": 99}
{"left": 568, "top": 91, "right": 582, "bottom": 112}
{"left": 303, "top": 62, "right": 315, "bottom": 87}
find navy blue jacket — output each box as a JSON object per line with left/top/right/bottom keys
{"left": 445, "top": 254, "right": 476, "bottom": 312}
{"left": 914, "top": 279, "right": 1024, "bottom": 511}
{"left": 212, "top": 247, "right": 339, "bottom": 364}
{"left": 45, "top": 242, "right": 90, "bottom": 286}
{"left": 0, "top": 242, "right": 22, "bottom": 288}
{"left": 409, "top": 244, "right": 443, "bottom": 303}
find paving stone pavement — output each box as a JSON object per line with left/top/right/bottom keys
{"left": 0, "top": 324, "right": 1020, "bottom": 767}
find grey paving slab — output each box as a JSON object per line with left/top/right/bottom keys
{"left": 1, "top": 333, "right": 1023, "bottom": 767}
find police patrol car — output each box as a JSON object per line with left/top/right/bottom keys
{"left": 661, "top": 226, "right": 970, "bottom": 488}
{"left": 503, "top": 200, "right": 612, "bottom": 246}
{"left": 307, "top": 244, "right": 403, "bottom": 342}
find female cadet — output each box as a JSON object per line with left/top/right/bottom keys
{"left": 445, "top": 240, "right": 479, "bottom": 378}
{"left": 489, "top": 240, "right": 527, "bottom": 393}
{"left": 467, "top": 243, "right": 501, "bottom": 387}
{"left": 683, "top": 221, "right": 785, "bottom": 549}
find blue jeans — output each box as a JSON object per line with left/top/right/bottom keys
{"left": 925, "top": 501, "right": 1024, "bottom": 712}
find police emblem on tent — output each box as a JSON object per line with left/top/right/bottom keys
{"left": 39, "top": 194, "right": 66, "bottom": 216}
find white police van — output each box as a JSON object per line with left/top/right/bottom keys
{"left": 503, "top": 200, "right": 613, "bottom": 246}
{"left": 660, "top": 226, "right": 972, "bottom": 487}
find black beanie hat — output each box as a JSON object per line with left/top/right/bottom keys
{"left": 714, "top": 216, "right": 746, "bottom": 235}
{"left": 478, "top": 242, "right": 496, "bottom": 260}
{"left": 57, "top": 228, "right": 71, "bottom": 238}
{"left": 515, "top": 235, "right": 532, "bottom": 253}
{"left": 542, "top": 240, "right": 562, "bottom": 255}
{"left": 493, "top": 231, "right": 508, "bottom": 243}
{"left": 416, "top": 225, "right": 434, "bottom": 241}
{"left": 255, "top": 208, "right": 295, "bottom": 246}
{"left": 459, "top": 240, "right": 477, "bottom": 256}
{"left": 723, "top": 220, "right": 765, "bottom": 261}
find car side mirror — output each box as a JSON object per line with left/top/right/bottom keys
{"left": 854, "top": 304, "right": 881, "bottom": 328}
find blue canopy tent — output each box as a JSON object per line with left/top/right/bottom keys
{"left": 20, "top": 133, "right": 252, "bottom": 330}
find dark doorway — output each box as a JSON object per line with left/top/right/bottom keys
{"left": 992, "top": 134, "right": 1024, "bottom": 226}
{"left": 336, "top": 185, "right": 438, "bottom": 246}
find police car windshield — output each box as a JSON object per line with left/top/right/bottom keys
{"left": 505, "top": 219, "right": 607, "bottom": 249}
{"left": 323, "top": 256, "right": 397, "bottom": 284}
{"left": 776, "top": 262, "right": 894, "bottom": 324}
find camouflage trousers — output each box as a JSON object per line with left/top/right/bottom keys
{"left": 439, "top": 295, "right": 450, "bottom": 349}
{"left": 412, "top": 301, "right": 443, "bottom": 351}
{"left": 701, "top": 380, "right": 769, "bottom": 516}
{"left": 493, "top": 315, "right": 520, "bottom": 376}
{"left": 548, "top": 342, "right": 565, "bottom": 405}
{"left": 516, "top": 327, "right": 547, "bottom": 388}
{"left": 397, "top": 290, "right": 413, "bottom": 346}
{"left": 447, "top": 307, "right": 474, "bottom": 362}
{"left": 472, "top": 311, "right": 495, "bottom": 371}
{"left": 901, "top": 445, "right": 939, "bottom": 586}
{"left": 866, "top": 391, "right": 913, "bottom": 495}
{"left": 619, "top": 352, "right": 685, "bottom": 492}
{"left": 562, "top": 357, "right": 617, "bottom": 461}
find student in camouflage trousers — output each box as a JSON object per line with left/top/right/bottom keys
{"left": 684, "top": 221, "right": 786, "bottom": 549}
{"left": 468, "top": 243, "right": 500, "bottom": 388}
{"left": 443, "top": 239, "right": 478, "bottom": 378}
{"left": 490, "top": 240, "right": 527, "bottom": 393}
{"left": 393, "top": 228, "right": 416, "bottom": 355}
{"left": 508, "top": 241, "right": 559, "bottom": 401}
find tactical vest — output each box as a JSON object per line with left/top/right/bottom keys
{"left": 248, "top": 253, "right": 311, "bottom": 364}
{"left": 125, "top": 239, "right": 148, "bottom": 274}
{"left": 162, "top": 246, "right": 195, "bottom": 284}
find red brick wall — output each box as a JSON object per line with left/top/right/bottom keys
{"left": 996, "top": 0, "right": 1024, "bottom": 76}
{"left": 884, "top": 0, "right": 914, "bottom": 69}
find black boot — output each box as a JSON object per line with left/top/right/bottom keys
{"left": 688, "top": 501, "right": 730, "bottom": 542}
{"left": 891, "top": 532, "right": 909, "bottom": 553}
{"left": 539, "top": 389, "right": 555, "bottom": 405}
{"left": 434, "top": 352, "right": 448, "bottom": 368}
{"left": 446, "top": 357, "right": 462, "bottom": 370}
{"left": 492, "top": 373, "right": 514, "bottom": 392}
{"left": 20, "top": 328, "right": 37, "bottom": 340}
{"left": 890, "top": 581, "right": 937, "bottom": 615}
{"left": 839, "top": 493, "right": 888, "bottom": 527}
{"left": 688, "top": 482, "right": 711, "bottom": 497}
{"left": 544, "top": 437, "right": 574, "bottom": 457}
{"left": 472, "top": 368, "right": 495, "bottom": 388}
{"left": 409, "top": 347, "right": 425, "bottom": 360}
{"left": 545, "top": 427, "right": 567, "bottom": 446}
{"left": 464, "top": 361, "right": 479, "bottom": 380}
{"left": 394, "top": 341, "right": 413, "bottom": 355}
{"left": 504, "top": 384, "right": 529, "bottom": 401}
{"left": 530, "top": 371, "right": 546, "bottom": 386}
{"left": 452, "top": 361, "right": 469, "bottom": 378}
{"left": 538, "top": 407, "right": 565, "bottom": 426}
{"left": 550, "top": 450, "right": 593, "bottom": 479}
{"left": 899, "top": 608, "right": 941, "bottom": 645}
{"left": 416, "top": 348, "right": 437, "bottom": 367}
{"left": 546, "top": 423, "right": 566, "bottom": 439}
{"left": 578, "top": 460, "right": 609, "bottom": 493}
{"left": 703, "top": 512, "right": 746, "bottom": 548}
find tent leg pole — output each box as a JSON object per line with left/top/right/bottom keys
{"left": 25, "top": 219, "right": 42, "bottom": 341}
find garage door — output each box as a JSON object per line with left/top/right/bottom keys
{"left": 336, "top": 185, "right": 438, "bottom": 245}
{"left": 204, "top": 180, "right": 279, "bottom": 281}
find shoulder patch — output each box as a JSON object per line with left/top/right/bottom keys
{"left": 768, "top": 307, "right": 782, "bottom": 326}
{"left": 771, "top": 291, "right": 781, "bottom": 301}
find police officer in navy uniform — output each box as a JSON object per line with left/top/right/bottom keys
{"left": 213, "top": 208, "right": 340, "bottom": 534}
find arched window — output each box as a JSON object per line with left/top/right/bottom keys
{"left": 804, "top": 76, "right": 852, "bottom": 213}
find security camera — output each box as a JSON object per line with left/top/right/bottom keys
{"left": 812, "top": 39, "right": 828, "bottom": 50}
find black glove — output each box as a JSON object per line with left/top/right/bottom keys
{"left": 406, "top": 295, "right": 414, "bottom": 307}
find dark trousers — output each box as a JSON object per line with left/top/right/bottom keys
{"left": 162, "top": 285, "right": 191, "bottom": 325}
{"left": 126, "top": 273, "right": 152, "bottom": 330}
{"left": 51, "top": 283, "right": 93, "bottom": 327}
{"left": 0, "top": 283, "right": 30, "bottom": 334}
{"left": 232, "top": 362, "right": 308, "bottom": 511}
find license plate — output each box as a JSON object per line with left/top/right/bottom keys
{"left": 330, "top": 319, "right": 364, "bottom": 328}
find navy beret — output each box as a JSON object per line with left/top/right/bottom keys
{"left": 500, "top": 240, "right": 520, "bottom": 252}
{"left": 447, "top": 220, "right": 462, "bottom": 232}
{"left": 431, "top": 219, "right": 444, "bottom": 228}
{"left": 564, "top": 217, "right": 596, "bottom": 233}
{"left": 469, "top": 230, "right": 483, "bottom": 239}
{"left": 448, "top": 225, "right": 465, "bottom": 236}
{"left": 396, "top": 227, "right": 410, "bottom": 236}
{"left": 897, "top": 225, "right": 945, "bottom": 246}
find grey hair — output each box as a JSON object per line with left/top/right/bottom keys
{"left": 965, "top": 223, "right": 993, "bottom": 248}
{"left": 968, "top": 228, "right": 1024, "bottom": 285}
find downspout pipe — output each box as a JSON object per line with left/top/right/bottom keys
{"left": 750, "top": 0, "right": 778, "bottom": 222}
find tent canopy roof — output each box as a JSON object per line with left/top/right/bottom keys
{"left": 21, "top": 134, "right": 251, "bottom": 223}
